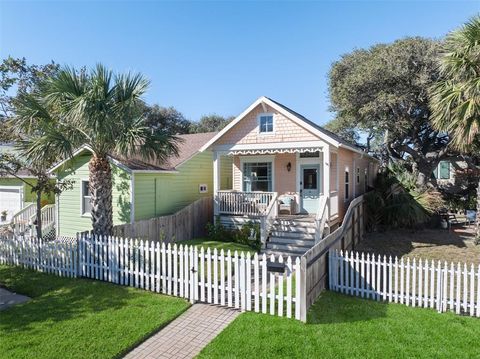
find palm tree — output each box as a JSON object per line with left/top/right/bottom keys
{"left": 430, "top": 15, "right": 480, "bottom": 239}
{"left": 14, "top": 64, "right": 178, "bottom": 235}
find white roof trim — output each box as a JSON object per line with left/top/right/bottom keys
{"left": 213, "top": 140, "right": 326, "bottom": 152}
{"left": 199, "top": 96, "right": 341, "bottom": 152}
{"left": 227, "top": 147, "right": 322, "bottom": 156}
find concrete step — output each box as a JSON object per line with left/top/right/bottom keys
{"left": 268, "top": 237, "right": 315, "bottom": 246}
{"left": 267, "top": 242, "right": 312, "bottom": 253}
{"left": 271, "top": 224, "right": 316, "bottom": 233}
{"left": 274, "top": 220, "right": 316, "bottom": 228}
{"left": 269, "top": 230, "right": 315, "bottom": 239}
{"left": 261, "top": 248, "right": 304, "bottom": 258}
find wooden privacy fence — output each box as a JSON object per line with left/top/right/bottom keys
{"left": 0, "top": 236, "right": 78, "bottom": 277}
{"left": 298, "top": 195, "right": 365, "bottom": 321}
{"left": 0, "top": 234, "right": 303, "bottom": 320}
{"left": 112, "top": 196, "right": 213, "bottom": 242}
{"left": 329, "top": 250, "right": 480, "bottom": 318}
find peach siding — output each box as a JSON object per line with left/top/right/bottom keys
{"left": 231, "top": 153, "right": 296, "bottom": 194}
{"left": 216, "top": 104, "right": 318, "bottom": 145}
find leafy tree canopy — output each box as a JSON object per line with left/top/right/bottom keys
{"left": 142, "top": 104, "right": 191, "bottom": 135}
{"left": 328, "top": 37, "right": 454, "bottom": 186}
{"left": 190, "top": 114, "right": 234, "bottom": 133}
{"left": 0, "top": 57, "right": 58, "bottom": 142}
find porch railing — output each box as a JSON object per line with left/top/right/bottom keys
{"left": 314, "top": 195, "right": 329, "bottom": 243}
{"left": 260, "top": 192, "right": 279, "bottom": 244}
{"left": 11, "top": 203, "right": 36, "bottom": 235}
{"left": 217, "top": 191, "right": 277, "bottom": 216}
{"left": 30, "top": 204, "right": 56, "bottom": 236}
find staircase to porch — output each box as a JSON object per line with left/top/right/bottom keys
{"left": 262, "top": 215, "right": 317, "bottom": 258}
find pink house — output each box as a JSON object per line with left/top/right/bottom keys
{"left": 200, "top": 97, "right": 379, "bottom": 256}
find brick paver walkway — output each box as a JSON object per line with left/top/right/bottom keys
{"left": 124, "top": 304, "right": 240, "bottom": 359}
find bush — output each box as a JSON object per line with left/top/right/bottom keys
{"left": 365, "top": 166, "right": 444, "bottom": 230}
{"left": 206, "top": 217, "right": 261, "bottom": 251}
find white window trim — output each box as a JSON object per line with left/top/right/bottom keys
{"left": 295, "top": 152, "right": 323, "bottom": 194}
{"left": 344, "top": 167, "right": 350, "bottom": 202}
{"left": 239, "top": 155, "right": 275, "bottom": 192}
{"left": 80, "top": 179, "right": 91, "bottom": 217}
{"left": 257, "top": 113, "right": 275, "bottom": 136}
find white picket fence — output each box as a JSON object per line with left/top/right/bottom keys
{"left": 0, "top": 235, "right": 302, "bottom": 320}
{"left": 0, "top": 236, "right": 78, "bottom": 277}
{"left": 329, "top": 250, "right": 480, "bottom": 317}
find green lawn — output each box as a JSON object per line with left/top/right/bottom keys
{"left": 0, "top": 265, "right": 190, "bottom": 359}
{"left": 178, "top": 238, "right": 257, "bottom": 256}
{"left": 199, "top": 291, "right": 480, "bottom": 359}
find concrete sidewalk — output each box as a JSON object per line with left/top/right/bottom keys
{"left": 0, "top": 287, "right": 30, "bottom": 311}
{"left": 124, "top": 303, "right": 239, "bottom": 359}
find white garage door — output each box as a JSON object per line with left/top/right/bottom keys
{"left": 0, "top": 187, "right": 22, "bottom": 222}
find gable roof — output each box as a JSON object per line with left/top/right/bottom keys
{"left": 199, "top": 96, "right": 370, "bottom": 157}
{"left": 49, "top": 132, "right": 218, "bottom": 174}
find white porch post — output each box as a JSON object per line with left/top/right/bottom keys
{"left": 323, "top": 144, "right": 330, "bottom": 218}
{"left": 213, "top": 151, "right": 221, "bottom": 218}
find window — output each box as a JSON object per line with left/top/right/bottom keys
{"left": 259, "top": 115, "right": 274, "bottom": 133}
{"left": 81, "top": 181, "right": 92, "bottom": 215}
{"left": 345, "top": 169, "right": 350, "bottom": 200}
{"left": 243, "top": 162, "right": 272, "bottom": 192}
{"left": 433, "top": 161, "right": 451, "bottom": 180}
{"left": 199, "top": 184, "right": 208, "bottom": 193}
{"left": 439, "top": 161, "right": 450, "bottom": 180}
{"left": 356, "top": 168, "right": 360, "bottom": 184}
{"left": 364, "top": 168, "right": 368, "bottom": 192}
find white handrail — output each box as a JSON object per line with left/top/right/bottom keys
{"left": 29, "top": 204, "right": 56, "bottom": 236}
{"left": 314, "top": 195, "right": 328, "bottom": 243}
{"left": 11, "top": 203, "right": 36, "bottom": 235}
{"left": 260, "top": 192, "right": 278, "bottom": 245}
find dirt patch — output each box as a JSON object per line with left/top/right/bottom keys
{"left": 356, "top": 225, "right": 480, "bottom": 266}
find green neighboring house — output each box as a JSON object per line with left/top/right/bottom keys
{"left": 0, "top": 144, "right": 54, "bottom": 223}
{"left": 50, "top": 132, "right": 232, "bottom": 237}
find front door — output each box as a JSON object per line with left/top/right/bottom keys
{"left": 300, "top": 164, "right": 320, "bottom": 213}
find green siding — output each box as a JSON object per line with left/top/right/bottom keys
{"left": 0, "top": 178, "right": 54, "bottom": 205}
{"left": 57, "top": 154, "right": 131, "bottom": 236}
{"left": 134, "top": 151, "right": 224, "bottom": 220}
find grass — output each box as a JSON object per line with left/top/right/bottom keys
{"left": 0, "top": 265, "right": 190, "bottom": 359}
{"left": 178, "top": 238, "right": 257, "bottom": 256}
{"left": 357, "top": 226, "right": 480, "bottom": 265}
{"left": 199, "top": 291, "right": 480, "bottom": 359}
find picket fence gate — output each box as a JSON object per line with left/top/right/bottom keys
{"left": 0, "top": 235, "right": 302, "bottom": 320}
{"left": 329, "top": 250, "right": 480, "bottom": 317}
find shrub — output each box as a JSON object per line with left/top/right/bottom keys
{"left": 206, "top": 218, "right": 261, "bottom": 251}
{"left": 365, "top": 166, "right": 444, "bottom": 230}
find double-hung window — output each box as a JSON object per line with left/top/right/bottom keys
{"left": 259, "top": 115, "right": 274, "bottom": 134}
{"left": 243, "top": 162, "right": 272, "bottom": 192}
{"left": 345, "top": 169, "right": 350, "bottom": 201}
{"left": 81, "top": 181, "right": 92, "bottom": 215}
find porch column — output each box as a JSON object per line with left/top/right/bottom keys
{"left": 323, "top": 144, "right": 330, "bottom": 218}
{"left": 213, "top": 151, "right": 221, "bottom": 217}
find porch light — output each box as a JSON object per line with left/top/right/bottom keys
{"left": 286, "top": 162, "right": 292, "bottom": 172}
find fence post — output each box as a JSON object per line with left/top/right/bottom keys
{"left": 299, "top": 256, "right": 308, "bottom": 323}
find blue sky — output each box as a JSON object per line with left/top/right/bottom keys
{"left": 1, "top": 1, "right": 478, "bottom": 125}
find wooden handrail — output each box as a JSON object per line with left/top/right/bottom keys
{"left": 260, "top": 192, "right": 278, "bottom": 245}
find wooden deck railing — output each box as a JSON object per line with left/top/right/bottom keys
{"left": 217, "top": 191, "right": 277, "bottom": 216}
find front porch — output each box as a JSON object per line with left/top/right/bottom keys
{"left": 212, "top": 144, "right": 340, "bottom": 246}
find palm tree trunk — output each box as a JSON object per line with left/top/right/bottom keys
{"left": 476, "top": 178, "right": 480, "bottom": 241}
{"left": 35, "top": 191, "right": 42, "bottom": 239}
{"left": 89, "top": 155, "right": 113, "bottom": 236}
